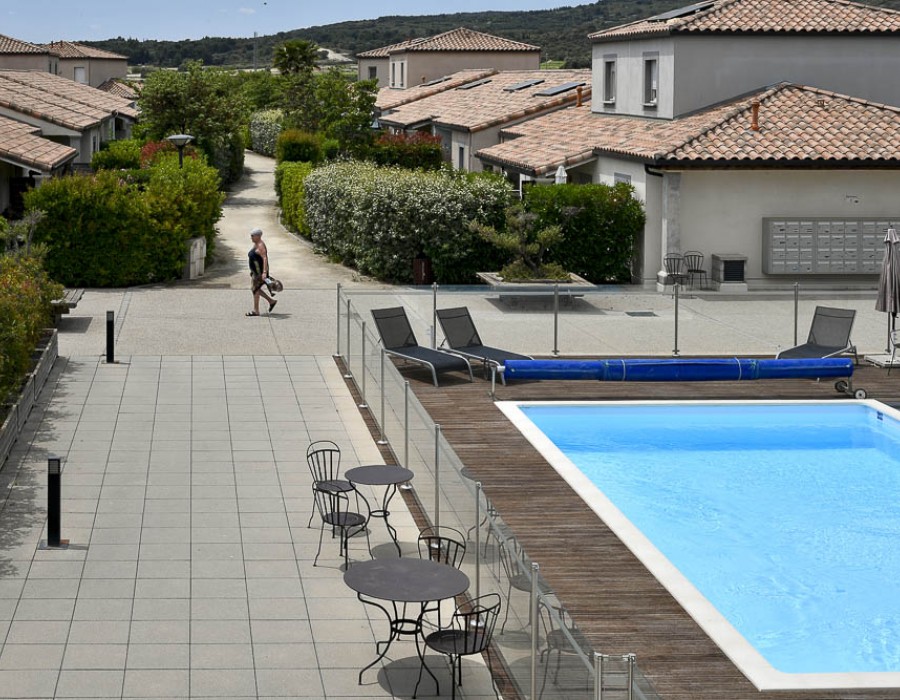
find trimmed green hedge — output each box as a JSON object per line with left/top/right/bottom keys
{"left": 91, "top": 139, "right": 142, "bottom": 171}
{"left": 370, "top": 132, "right": 443, "bottom": 170}
{"left": 0, "top": 253, "right": 61, "bottom": 404}
{"left": 276, "top": 129, "right": 323, "bottom": 164}
{"left": 304, "top": 162, "right": 511, "bottom": 283}
{"left": 276, "top": 162, "right": 315, "bottom": 237}
{"left": 525, "top": 182, "right": 646, "bottom": 283}
{"left": 26, "top": 155, "right": 224, "bottom": 287}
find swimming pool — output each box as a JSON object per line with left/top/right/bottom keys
{"left": 497, "top": 400, "right": 900, "bottom": 691}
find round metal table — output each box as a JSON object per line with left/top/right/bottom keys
{"left": 345, "top": 464, "right": 413, "bottom": 555}
{"left": 344, "top": 557, "right": 469, "bottom": 683}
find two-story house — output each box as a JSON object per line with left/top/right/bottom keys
{"left": 358, "top": 27, "right": 540, "bottom": 88}
{"left": 44, "top": 41, "right": 128, "bottom": 88}
{"left": 477, "top": 0, "right": 900, "bottom": 291}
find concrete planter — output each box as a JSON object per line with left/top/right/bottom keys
{"left": 476, "top": 271, "right": 594, "bottom": 307}
{"left": 0, "top": 329, "right": 58, "bottom": 468}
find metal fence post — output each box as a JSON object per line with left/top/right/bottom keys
{"left": 530, "top": 562, "right": 540, "bottom": 699}
{"left": 672, "top": 283, "right": 680, "bottom": 356}
{"left": 595, "top": 652, "right": 603, "bottom": 700}
{"left": 475, "top": 481, "right": 482, "bottom": 600}
{"left": 432, "top": 282, "right": 438, "bottom": 349}
{"left": 401, "top": 381, "right": 412, "bottom": 491}
{"left": 359, "top": 321, "right": 368, "bottom": 409}
{"left": 378, "top": 350, "right": 387, "bottom": 444}
{"left": 627, "top": 653, "right": 636, "bottom": 700}
{"left": 434, "top": 424, "right": 441, "bottom": 529}
{"left": 344, "top": 299, "right": 353, "bottom": 378}
{"left": 335, "top": 283, "right": 341, "bottom": 357}
{"left": 553, "top": 283, "right": 560, "bottom": 356}
{"left": 793, "top": 281, "right": 799, "bottom": 347}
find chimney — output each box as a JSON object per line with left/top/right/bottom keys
{"left": 576, "top": 85, "right": 584, "bottom": 107}
{"left": 750, "top": 100, "right": 760, "bottom": 131}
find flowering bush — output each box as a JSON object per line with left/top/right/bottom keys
{"left": 304, "top": 162, "right": 512, "bottom": 283}
{"left": 140, "top": 140, "right": 197, "bottom": 167}
{"left": 0, "top": 252, "right": 61, "bottom": 404}
{"left": 276, "top": 162, "right": 315, "bottom": 236}
{"left": 249, "top": 109, "right": 284, "bottom": 157}
{"left": 370, "top": 132, "right": 443, "bottom": 170}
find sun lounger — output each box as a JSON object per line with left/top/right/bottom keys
{"left": 776, "top": 306, "right": 858, "bottom": 363}
{"left": 371, "top": 307, "right": 473, "bottom": 387}
{"left": 436, "top": 306, "right": 532, "bottom": 382}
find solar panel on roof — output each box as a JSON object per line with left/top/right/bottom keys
{"left": 421, "top": 76, "right": 451, "bottom": 87}
{"left": 534, "top": 81, "right": 585, "bottom": 97}
{"left": 648, "top": 1, "right": 715, "bottom": 21}
{"left": 503, "top": 78, "right": 545, "bottom": 92}
{"left": 456, "top": 78, "right": 492, "bottom": 90}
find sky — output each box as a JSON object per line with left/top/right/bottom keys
{"left": 4, "top": 0, "right": 596, "bottom": 43}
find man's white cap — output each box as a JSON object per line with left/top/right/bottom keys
{"left": 250, "top": 227, "right": 263, "bottom": 237}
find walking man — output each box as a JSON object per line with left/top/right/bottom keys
{"left": 247, "top": 227, "right": 277, "bottom": 316}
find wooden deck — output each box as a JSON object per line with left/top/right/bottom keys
{"left": 404, "top": 359, "right": 900, "bottom": 700}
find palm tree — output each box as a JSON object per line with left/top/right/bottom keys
{"left": 273, "top": 39, "right": 319, "bottom": 76}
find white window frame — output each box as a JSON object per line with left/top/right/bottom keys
{"left": 614, "top": 172, "right": 632, "bottom": 185}
{"left": 74, "top": 66, "right": 87, "bottom": 84}
{"left": 643, "top": 54, "right": 658, "bottom": 107}
{"left": 603, "top": 55, "right": 617, "bottom": 104}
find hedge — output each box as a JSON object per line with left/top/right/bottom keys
{"left": 26, "top": 155, "right": 223, "bottom": 287}
{"left": 276, "top": 129, "right": 323, "bottom": 164}
{"left": 370, "top": 132, "right": 443, "bottom": 170}
{"left": 0, "top": 252, "right": 61, "bottom": 404}
{"left": 525, "top": 182, "right": 646, "bottom": 283}
{"left": 304, "top": 162, "right": 511, "bottom": 283}
{"left": 276, "top": 162, "right": 315, "bottom": 237}
{"left": 249, "top": 109, "right": 283, "bottom": 157}
{"left": 91, "top": 139, "right": 142, "bottom": 171}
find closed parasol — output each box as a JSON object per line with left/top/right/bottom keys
{"left": 875, "top": 225, "right": 900, "bottom": 353}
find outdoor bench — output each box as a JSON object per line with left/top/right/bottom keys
{"left": 51, "top": 288, "right": 84, "bottom": 325}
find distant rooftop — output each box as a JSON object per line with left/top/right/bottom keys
{"left": 359, "top": 27, "right": 539, "bottom": 58}
{"left": 375, "top": 69, "right": 497, "bottom": 111}
{"left": 0, "top": 33, "right": 46, "bottom": 55}
{"left": 44, "top": 41, "right": 128, "bottom": 60}
{"left": 590, "top": 0, "right": 900, "bottom": 41}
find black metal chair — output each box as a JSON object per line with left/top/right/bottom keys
{"left": 417, "top": 526, "right": 467, "bottom": 569}
{"left": 312, "top": 485, "right": 370, "bottom": 569}
{"left": 776, "top": 306, "right": 858, "bottom": 364}
{"left": 538, "top": 597, "right": 592, "bottom": 698}
{"left": 306, "top": 440, "right": 353, "bottom": 527}
{"left": 498, "top": 535, "right": 550, "bottom": 633}
{"left": 436, "top": 306, "right": 532, "bottom": 383}
{"left": 683, "top": 250, "right": 708, "bottom": 290}
{"left": 414, "top": 593, "right": 502, "bottom": 700}
{"left": 663, "top": 253, "right": 687, "bottom": 295}
{"left": 371, "top": 307, "right": 473, "bottom": 386}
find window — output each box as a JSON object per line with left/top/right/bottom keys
{"left": 399, "top": 62, "right": 405, "bottom": 88}
{"left": 457, "top": 146, "right": 465, "bottom": 171}
{"left": 368, "top": 66, "right": 377, "bottom": 80}
{"left": 643, "top": 55, "right": 658, "bottom": 106}
{"left": 391, "top": 62, "right": 396, "bottom": 87}
{"left": 614, "top": 172, "right": 632, "bottom": 185}
{"left": 603, "top": 56, "right": 616, "bottom": 103}
{"left": 74, "top": 66, "right": 87, "bottom": 84}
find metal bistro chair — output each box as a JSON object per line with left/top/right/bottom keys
{"left": 311, "top": 485, "right": 371, "bottom": 569}
{"left": 417, "top": 526, "right": 467, "bottom": 569}
{"left": 414, "top": 593, "right": 502, "bottom": 700}
{"left": 538, "top": 597, "right": 592, "bottom": 698}
{"left": 306, "top": 440, "right": 353, "bottom": 528}
{"left": 889, "top": 329, "right": 900, "bottom": 375}
{"left": 683, "top": 250, "right": 708, "bottom": 290}
{"left": 663, "top": 253, "right": 687, "bottom": 295}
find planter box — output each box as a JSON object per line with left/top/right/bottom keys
{"left": 476, "top": 271, "right": 594, "bottom": 307}
{"left": 0, "top": 329, "right": 58, "bottom": 468}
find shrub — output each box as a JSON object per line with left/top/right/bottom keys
{"left": 304, "top": 162, "right": 511, "bottom": 283}
{"left": 92, "top": 139, "right": 142, "bottom": 171}
{"left": 276, "top": 162, "right": 315, "bottom": 236}
{"left": 525, "top": 182, "right": 646, "bottom": 283}
{"left": 141, "top": 139, "right": 195, "bottom": 167}
{"left": 276, "top": 129, "right": 323, "bottom": 164}
{"left": 0, "top": 252, "right": 62, "bottom": 403}
{"left": 249, "top": 109, "right": 284, "bottom": 157}
{"left": 370, "top": 132, "right": 443, "bottom": 170}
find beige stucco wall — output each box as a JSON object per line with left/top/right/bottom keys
{"left": 397, "top": 51, "right": 540, "bottom": 88}
{"left": 357, "top": 57, "right": 386, "bottom": 85}
{"left": 0, "top": 54, "right": 54, "bottom": 72}
{"left": 592, "top": 38, "right": 675, "bottom": 118}
{"left": 57, "top": 58, "right": 127, "bottom": 87}
{"left": 673, "top": 169, "right": 900, "bottom": 287}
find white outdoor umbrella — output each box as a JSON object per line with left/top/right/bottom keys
{"left": 875, "top": 225, "right": 900, "bottom": 354}
{"left": 554, "top": 165, "right": 568, "bottom": 185}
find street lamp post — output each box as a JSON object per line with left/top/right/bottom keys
{"left": 166, "top": 133, "right": 193, "bottom": 168}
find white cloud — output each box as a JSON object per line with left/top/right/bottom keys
{"left": 239, "top": 7, "right": 256, "bottom": 15}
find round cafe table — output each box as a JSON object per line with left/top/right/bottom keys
{"left": 344, "top": 557, "right": 469, "bottom": 683}
{"left": 345, "top": 464, "right": 413, "bottom": 556}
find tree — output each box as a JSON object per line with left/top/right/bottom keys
{"left": 138, "top": 61, "right": 247, "bottom": 183}
{"left": 272, "top": 39, "right": 319, "bottom": 76}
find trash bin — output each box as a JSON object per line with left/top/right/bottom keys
{"left": 413, "top": 252, "right": 434, "bottom": 285}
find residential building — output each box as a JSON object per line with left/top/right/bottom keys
{"left": 0, "top": 33, "right": 56, "bottom": 74}
{"left": 375, "top": 68, "right": 497, "bottom": 116}
{"left": 358, "top": 27, "right": 540, "bottom": 88}
{"left": 380, "top": 69, "right": 590, "bottom": 171}
{"left": 44, "top": 41, "right": 128, "bottom": 88}
{"left": 477, "top": 0, "right": 900, "bottom": 290}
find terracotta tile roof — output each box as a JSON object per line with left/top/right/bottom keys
{"left": 44, "top": 41, "right": 127, "bottom": 60}
{"left": 0, "top": 33, "right": 47, "bottom": 55}
{"left": 0, "top": 70, "right": 138, "bottom": 131}
{"left": 476, "top": 83, "right": 900, "bottom": 175}
{"left": 590, "top": 0, "right": 900, "bottom": 41}
{"left": 357, "top": 38, "right": 424, "bottom": 59}
{"left": 359, "top": 27, "right": 539, "bottom": 57}
{"left": 376, "top": 69, "right": 497, "bottom": 111}
{"left": 379, "top": 69, "right": 591, "bottom": 132}
{"left": 98, "top": 78, "right": 140, "bottom": 101}
{"left": 0, "top": 114, "right": 76, "bottom": 170}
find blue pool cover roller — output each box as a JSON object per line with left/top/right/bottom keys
{"left": 502, "top": 357, "right": 854, "bottom": 382}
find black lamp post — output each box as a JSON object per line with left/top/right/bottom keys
{"left": 166, "top": 133, "right": 193, "bottom": 168}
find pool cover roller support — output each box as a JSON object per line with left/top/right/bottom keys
{"left": 500, "top": 357, "right": 865, "bottom": 398}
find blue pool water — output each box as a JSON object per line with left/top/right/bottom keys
{"left": 519, "top": 402, "right": 900, "bottom": 675}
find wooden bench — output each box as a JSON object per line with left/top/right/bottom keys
{"left": 51, "top": 288, "right": 84, "bottom": 325}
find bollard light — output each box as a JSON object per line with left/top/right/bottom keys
{"left": 47, "top": 456, "right": 67, "bottom": 548}
{"left": 106, "top": 310, "right": 115, "bottom": 363}
{"left": 166, "top": 133, "right": 193, "bottom": 168}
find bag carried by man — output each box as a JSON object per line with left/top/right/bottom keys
{"left": 264, "top": 276, "right": 283, "bottom": 294}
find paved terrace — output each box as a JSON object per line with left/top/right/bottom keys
{"left": 0, "top": 151, "right": 894, "bottom": 698}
